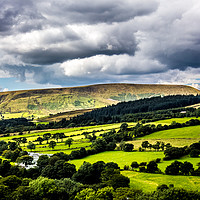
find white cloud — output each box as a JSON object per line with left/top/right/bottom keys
{"left": 0, "top": 0, "right": 200, "bottom": 89}
{"left": 3, "top": 88, "right": 8, "bottom": 92}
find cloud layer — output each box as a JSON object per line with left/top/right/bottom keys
{"left": 0, "top": 0, "right": 200, "bottom": 89}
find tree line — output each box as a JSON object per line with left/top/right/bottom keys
{"left": 1, "top": 95, "right": 200, "bottom": 135}
{"left": 56, "top": 95, "right": 200, "bottom": 127}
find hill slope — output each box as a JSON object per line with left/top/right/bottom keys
{"left": 0, "top": 83, "right": 199, "bottom": 115}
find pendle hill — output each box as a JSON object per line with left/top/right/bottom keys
{"left": 0, "top": 83, "right": 199, "bottom": 115}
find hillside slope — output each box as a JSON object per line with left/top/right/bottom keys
{"left": 0, "top": 83, "right": 199, "bottom": 115}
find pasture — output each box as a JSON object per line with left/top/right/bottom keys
{"left": 141, "top": 125, "right": 200, "bottom": 139}
{"left": 122, "top": 171, "right": 200, "bottom": 192}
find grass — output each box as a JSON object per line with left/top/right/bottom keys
{"left": 130, "top": 138, "right": 200, "bottom": 149}
{"left": 141, "top": 125, "right": 200, "bottom": 139}
{"left": 70, "top": 151, "right": 164, "bottom": 169}
{"left": 70, "top": 151, "right": 200, "bottom": 172}
{"left": 0, "top": 122, "right": 138, "bottom": 155}
{"left": 0, "top": 112, "right": 45, "bottom": 120}
{"left": 121, "top": 171, "right": 200, "bottom": 192}
{"left": 1, "top": 83, "right": 198, "bottom": 115}
{"left": 152, "top": 117, "right": 200, "bottom": 125}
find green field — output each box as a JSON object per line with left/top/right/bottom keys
{"left": 122, "top": 171, "right": 200, "bottom": 192}
{"left": 70, "top": 151, "right": 164, "bottom": 169}
{"left": 141, "top": 125, "right": 200, "bottom": 139}
{"left": 152, "top": 117, "right": 200, "bottom": 125}
{"left": 1, "top": 122, "right": 136, "bottom": 154}
{"left": 70, "top": 150, "right": 200, "bottom": 192}
{"left": 0, "top": 112, "right": 45, "bottom": 120}
{"left": 0, "top": 117, "right": 200, "bottom": 193}
{"left": 70, "top": 151, "right": 199, "bottom": 172}
{"left": 130, "top": 138, "right": 200, "bottom": 150}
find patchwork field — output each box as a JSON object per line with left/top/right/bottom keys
{"left": 122, "top": 171, "right": 200, "bottom": 192}
{"left": 70, "top": 151, "right": 200, "bottom": 172}
{"left": 141, "top": 125, "right": 200, "bottom": 139}
{"left": 0, "top": 117, "right": 199, "bottom": 192}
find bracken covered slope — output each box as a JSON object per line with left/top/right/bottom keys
{"left": 0, "top": 83, "right": 199, "bottom": 115}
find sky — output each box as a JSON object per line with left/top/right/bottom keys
{"left": 1, "top": 0, "right": 200, "bottom": 91}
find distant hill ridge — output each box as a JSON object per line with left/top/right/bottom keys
{"left": 0, "top": 83, "right": 199, "bottom": 115}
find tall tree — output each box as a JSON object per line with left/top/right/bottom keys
{"left": 65, "top": 138, "right": 73, "bottom": 148}
{"left": 27, "top": 142, "right": 36, "bottom": 151}
{"left": 49, "top": 141, "right": 56, "bottom": 149}
{"left": 17, "top": 155, "right": 33, "bottom": 167}
{"left": 43, "top": 133, "right": 51, "bottom": 144}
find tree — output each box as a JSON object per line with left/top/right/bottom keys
{"left": 119, "top": 140, "right": 126, "bottom": 150}
{"left": 96, "top": 187, "right": 114, "bottom": 200}
{"left": 123, "top": 143, "right": 134, "bottom": 152}
{"left": 58, "top": 133, "right": 65, "bottom": 142}
{"left": 72, "top": 162, "right": 96, "bottom": 184}
{"left": 36, "top": 137, "right": 43, "bottom": 145}
{"left": 10, "top": 186, "right": 35, "bottom": 200}
{"left": 142, "top": 141, "right": 149, "bottom": 150}
{"left": 12, "top": 138, "right": 22, "bottom": 146}
{"left": 153, "top": 141, "right": 160, "bottom": 151}
{"left": 114, "top": 187, "right": 142, "bottom": 200}
{"left": 0, "top": 175, "right": 22, "bottom": 191}
{"left": 52, "top": 133, "right": 60, "bottom": 142}
{"left": 8, "top": 142, "right": 18, "bottom": 151}
{"left": 37, "top": 155, "right": 49, "bottom": 171}
{"left": 29, "top": 177, "right": 58, "bottom": 200}
{"left": 190, "top": 149, "right": 200, "bottom": 157}
{"left": 49, "top": 141, "right": 56, "bottom": 149}
{"left": 92, "top": 138, "right": 107, "bottom": 152}
{"left": 160, "top": 142, "right": 165, "bottom": 151}
{"left": 120, "top": 123, "right": 128, "bottom": 132}
{"left": 43, "top": 133, "right": 51, "bottom": 144}
{"left": 146, "top": 161, "right": 159, "bottom": 173}
{"left": 101, "top": 168, "right": 130, "bottom": 189}
{"left": 49, "top": 160, "right": 76, "bottom": 179}
{"left": 65, "top": 138, "right": 73, "bottom": 148}
{"left": 16, "top": 155, "right": 33, "bottom": 167}
{"left": 131, "top": 161, "right": 139, "bottom": 169}
{"left": 75, "top": 188, "right": 96, "bottom": 200}
{"left": 165, "top": 161, "right": 183, "bottom": 175}
{"left": 180, "top": 161, "right": 194, "bottom": 175}
{"left": 55, "top": 178, "right": 82, "bottom": 199}
{"left": 21, "top": 137, "right": 27, "bottom": 145}
{"left": 27, "top": 142, "right": 36, "bottom": 151}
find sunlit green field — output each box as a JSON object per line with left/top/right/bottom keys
{"left": 121, "top": 171, "right": 200, "bottom": 192}
{"left": 141, "top": 125, "right": 200, "bottom": 139}
{"left": 1, "top": 122, "right": 136, "bottom": 153}
{"left": 0, "top": 117, "right": 200, "bottom": 192}
{"left": 0, "top": 112, "right": 45, "bottom": 120}
{"left": 152, "top": 117, "right": 200, "bottom": 125}
{"left": 70, "top": 151, "right": 199, "bottom": 172}
{"left": 70, "top": 151, "right": 164, "bottom": 169}
{"left": 130, "top": 138, "right": 200, "bottom": 150}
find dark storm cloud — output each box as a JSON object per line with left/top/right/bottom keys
{"left": 0, "top": 0, "right": 44, "bottom": 35}
{"left": 40, "top": 0, "right": 158, "bottom": 24}
{"left": 156, "top": 49, "right": 200, "bottom": 70}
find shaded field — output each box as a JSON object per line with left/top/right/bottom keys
{"left": 122, "top": 171, "right": 200, "bottom": 192}
{"left": 37, "top": 109, "right": 94, "bottom": 122}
